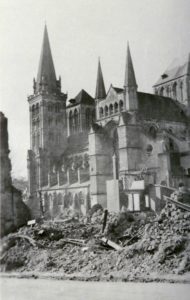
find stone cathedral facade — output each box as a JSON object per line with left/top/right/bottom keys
{"left": 27, "top": 26, "right": 190, "bottom": 218}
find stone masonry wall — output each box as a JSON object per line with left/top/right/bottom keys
{"left": 0, "top": 112, "right": 30, "bottom": 236}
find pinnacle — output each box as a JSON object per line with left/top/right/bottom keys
{"left": 124, "top": 42, "right": 137, "bottom": 88}
{"left": 95, "top": 58, "right": 106, "bottom": 99}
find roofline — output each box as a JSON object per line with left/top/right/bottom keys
{"left": 153, "top": 73, "right": 190, "bottom": 87}
{"left": 66, "top": 102, "right": 81, "bottom": 109}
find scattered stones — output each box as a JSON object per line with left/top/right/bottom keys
{"left": 0, "top": 203, "right": 190, "bottom": 279}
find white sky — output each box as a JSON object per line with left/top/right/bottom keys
{"left": 0, "top": 0, "right": 190, "bottom": 179}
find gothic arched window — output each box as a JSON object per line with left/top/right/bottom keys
{"left": 74, "top": 109, "right": 79, "bottom": 132}
{"left": 99, "top": 107, "right": 103, "bottom": 118}
{"left": 172, "top": 82, "right": 177, "bottom": 99}
{"left": 119, "top": 100, "right": 124, "bottom": 111}
{"left": 105, "top": 106, "right": 108, "bottom": 117}
{"left": 109, "top": 104, "right": 113, "bottom": 115}
{"left": 160, "top": 87, "right": 164, "bottom": 96}
{"left": 169, "top": 138, "right": 174, "bottom": 151}
{"left": 114, "top": 102, "right": 118, "bottom": 113}
{"left": 69, "top": 111, "right": 73, "bottom": 134}
{"left": 168, "top": 86, "right": 172, "bottom": 97}
{"left": 166, "top": 86, "right": 169, "bottom": 97}
{"left": 180, "top": 81, "right": 183, "bottom": 101}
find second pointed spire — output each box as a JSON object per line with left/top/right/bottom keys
{"left": 124, "top": 43, "right": 137, "bottom": 88}
{"left": 95, "top": 58, "right": 106, "bottom": 99}
{"left": 36, "top": 25, "right": 58, "bottom": 93}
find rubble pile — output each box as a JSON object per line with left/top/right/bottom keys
{"left": 0, "top": 202, "right": 190, "bottom": 280}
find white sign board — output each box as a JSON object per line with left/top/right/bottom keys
{"left": 27, "top": 220, "right": 36, "bottom": 226}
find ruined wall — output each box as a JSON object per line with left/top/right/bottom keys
{"left": 139, "top": 120, "right": 190, "bottom": 187}
{"left": 41, "top": 186, "right": 90, "bottom": 219}
{"left": 0, "top": 112, "right": 30, "bottom": 236}
{"left": 89, "top": 127, "right": 114, "bottom": 208}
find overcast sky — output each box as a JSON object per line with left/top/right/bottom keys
{"left": 0, "top": 0, "right": 190, "bottom": 179}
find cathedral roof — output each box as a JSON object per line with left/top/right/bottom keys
{"left": 153, "top": 55, "right": 190, "bottom": 87}
{"left": 113, "top": 87, "right": 124, "bottom": 93}
{"left": 36, "top": 25, "right": 58, "bottom": 93}
{"left": 67, "top": 89, "right": 94, "bottom": 107}
{"left": 124, "top": 43, "right": 137, "bottom": 88}
{"left": 95, "top": 59, "right": 106, "bottom": 99}
{"left": 137, "top": 92, "right": 188, "bottom": 122}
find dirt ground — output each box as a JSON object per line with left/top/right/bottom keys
{"left": 0, "top": 203, "right": 190, "bottom": 282}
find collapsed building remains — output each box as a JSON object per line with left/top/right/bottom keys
{"left": 0, "top": 112, "right": 30, "bottom": 236}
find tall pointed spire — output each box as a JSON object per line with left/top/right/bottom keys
{"left": 95, "top": 58, "right": 106, "bottom": 99}
{"left": 123, "top": 42, "right": 138, "bottom": 111}
{"left": 36, "top": 25, "right": 58, "bottom": 93}
{"left": 124, "top": 42, "right": 137, "bottom": 88}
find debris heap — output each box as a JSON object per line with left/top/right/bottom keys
{"left": 0, "top": 202, "right": 190, "bottom": 281}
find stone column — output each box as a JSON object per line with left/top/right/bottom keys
{"left": 57, "top": 171, "right": 60, "bottom": 186}
{"left": 67, "top": 169, "right": 70, "bottom": 185}
{"left": 89, "top": 128, "right": 112, "bottom": 208}
{"left": 78, "top": 168, "right": 81, "bottom": 184}
{"left": 48, "top": 172, "right": 51, "bottom": 187}
{"left": 112, "top": 153, "right": 117, "bottom": 180}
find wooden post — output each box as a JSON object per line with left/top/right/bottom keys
{"left": 102, "top": 209, "right": 108, "bottom": 233}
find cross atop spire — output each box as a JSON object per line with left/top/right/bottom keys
{"left": 36, "top": 25, "right": 58, "bottom": 94}
{"left": 124, "top": 42, "right": 137, "bottom": 88}
{"left": 95, "top": 58, "right": 106, "bottom": 99}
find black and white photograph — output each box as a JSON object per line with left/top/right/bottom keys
{"left": 0, "top": 0, "right": 190, "bottom": 299}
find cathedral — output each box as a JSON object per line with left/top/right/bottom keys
{"left": 27, "top": 26, "right": 190, "bottom": 218}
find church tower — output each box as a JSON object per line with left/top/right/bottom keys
{"left": 27, "top": 25, "right": 67, "bottom": 197}
{"left": 124, "top": 43, "right": 138, "bottom": 111}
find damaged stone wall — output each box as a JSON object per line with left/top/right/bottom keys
{"left": 0, "top": 112, "right": 30, "bottom": 236}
